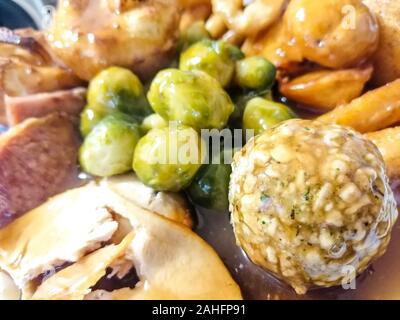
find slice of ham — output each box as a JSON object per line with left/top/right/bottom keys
{"left": 5, "top": 88, "right": 87, "bottom": 126}
{"left": 0, "top": 114, "right": 80, "bottom": 227}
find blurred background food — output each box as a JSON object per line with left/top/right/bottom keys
{"left": 362, "top": 0, "right": 400, "bottom": 86}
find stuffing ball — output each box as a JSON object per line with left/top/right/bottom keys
{"left": 229, "top": 119, "right": 398, "bottom": 294}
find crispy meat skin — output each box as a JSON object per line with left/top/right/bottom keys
{"left": 5, "top": 88, "right": 86, "bottom": 126}
{"left": 0, "top": 114, "right": 79, "bottom": 227}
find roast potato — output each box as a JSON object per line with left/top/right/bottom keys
{"left": 363, "top": 0, "right": 400, "bottom": 86}
{"left": 367, "top": 127, "right": 400, "bottom": 181}
{"left": 279, "top": 66, "right": 373, "bottom": 112}
{"left": 48, "top": 0, "right": 180, "bottom": 81}
{"left": 318, "top": 79, "right": 400, "bottom": 133}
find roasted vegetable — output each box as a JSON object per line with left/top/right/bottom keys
{"left": 318, "top": 79, "right": 400, "bottom": 133}
{"left": 80, "top": 106, "right": 107, "bottom": 137}
{"left": 229, "top": 89, "right": 273, "bottom": 128}
{"left": 148, "top": 69, "right": 234, "bottom": 130}
{"left": 243, "top": 97, "right": 296, "bottom": 135}
{"left": 48, "top": 0, "right": 180, "bottom": 81}
{"left": 367, "top": 127, "right": 400, "bottom": 181}
{"left": 179, "top": 0, "right": 212, "bottom": 31}
{"left": 210, "top": 0, "right": 286, "bottom": 36}
{"left": 284, "top": 0, "right": 379, "bottom": 68}
{"left": 179, "top": 21, "right": 211, "bottom": 51}
{"left": 133, "top": 125, "right": 205, "bottom": 192}
{"left": 363, "top": 0, "right": 400, "bottom": 86}
{"left": 87, "top": 67, "right": 152, "bottom": 119}
{"left": 140, "top": 113, "right": 168, "bottom": 135}
{"left": 279, "top": 66, "right": 373, "bottom": 112}
{"left": 242, "top": 19, "right": 303, "bottom": 69}
{"left": 179, "top": 39, "right": 243, "bottom": 87}
{"left": 235, "top": 56, "right": 276, "bottom": 90}
{"left": 187, "top": 150, "right": 232, "bottom": 211}
{"left": 80, "top": 113, "right": 141, "bottom": 177}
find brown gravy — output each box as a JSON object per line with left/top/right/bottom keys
{"left": 195, "top": 182, "right": 400, "bottom": 300}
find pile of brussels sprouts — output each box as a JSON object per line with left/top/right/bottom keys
{"left": 79, "top": 23, "right": 297, "bottom": 211}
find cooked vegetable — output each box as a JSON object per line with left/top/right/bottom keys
{"left": 363, "top": 0, "right": 400, "bottom": 86}
{"left": 210, "top": 0, "right": 286, "bottom": 36}
{"left": 229, "top": 89, "right": 273, "bottom": 127}
{"left": 205, "top": 13, "right": 228, "bottom": 38}
{"left": 284, "top": 0, "right": 379, "bottom": 68}
{"left": 87, "top": 67, "right": 152, "bottom": 118}
{"left": 179, "top": 21, "right": 211, "bottom": 51}
{"left": 179, "top": 0, "right": 212, "bottom": 32}
{"left": 367, "top": 127, "right": 400, "bottom": 181}
{"left": 148, "top": 69, "right": 235, "bottom": 130}
{"left": 48, "top": 0, "right": 180, "bottom": 81}
{"left": 235, "top": 56, "right": 276, "bottom": 90}
{"left": 242, "top": 19, "right": 303, "bottom": 69}
{"left": 279, "top": 66, "right": 373, "bottom": 112}
{"left": 140, "top": 113, "right": 168, "bottom": 135}
{"left": 133, "top": 126, "right": 205, "bottom": 192}
{"left": 80, "top": 113, "right": 141, "bottom": 177}
{"left": 318, "top": 79, "right": 400, "bottom": 133}
{"left": 179, "top": 39, "right": 243, "bottom": 87}
{"left": 187, "top": 150, "right": 231, "bottom": 211}
{"left": 243, "top": 97, "right": 296, "bottom": 135}
{"left": 80, "top": 106, "right": 107, "bottom": 137}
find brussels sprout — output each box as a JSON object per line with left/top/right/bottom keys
{"left": 148, "top": 69, "right": 235, "bottom": 130}
{"left": 243, "top": 97, "right": 297, "bottom": 135}
{"left": 235, "top": 56, "right": 276, "bottom": 90}
{"left": 133, "top": 126, "right": 205, "bottom": 192}
{"left": 140, "top": 113, "right": 168, "bottom": 135}
{"left": 187, "top": 150, "right": 232, "bottom": 211}
{"left": 80, "top": 113, "right": 141, "bottom": 177}
{"left": 87, "top": 66, "right": 152, "bottom": 118}
{"left": 229, "top": 89, "right": 273, "bottom": 128}
{"left": 80, "top": 106, "right": 107, "bottom": 137}
{"left": 179, "top": 21, "right": 210, "bottom": 52}
{"left": 180, "top": 39, "right": 244, "bottom": 87}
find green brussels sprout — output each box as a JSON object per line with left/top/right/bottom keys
{"left": 133, "top": 125, "right": 205, "bottom": 192}
{"left": 243, "top": 97, "right": 297, "bottom": 135}
{"left": 148, "top": 69, "right": 235, "bottom": 130}
{"left": 179, "top": 39, "right": 244, "bottom": 87}
{"left": 80, "top": 113, "right": 141, "bottom": 177}
{"left": 80, "top": 106, "right": 107, "bottom": 137}
{"left": 179, "top": 21, "right": 210, "bottom": 52}
{"left": 87, "top": 66, "right": 152, "bottom": 118}
{"left": 187, "top": 149, "right": 232, "bottom": 211}
{"left": 140, "top": 113, "right": 168, "bottom": 135}
{"left": 229, "top": 89, "right": 273, "bottom": 128}
{"left": 235, "top": 56, "right": 277, "bottom": 90}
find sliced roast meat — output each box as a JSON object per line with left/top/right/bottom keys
{"left": 5, "top": 87, "right": 86, "bottom": 126}
{"left": 0, "top": 114, "right": 80, "bottom": 227}
{"left": 0, "top": 28, "right": 85, "bottom": 125}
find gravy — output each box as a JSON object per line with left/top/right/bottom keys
{"left": 195, "top": 182, "right": 400, "bottom": 300}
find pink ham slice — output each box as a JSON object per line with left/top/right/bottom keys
{"left": 0, "top": 114, "right": 80, "bottom": 227}
{"left": 5, "top": 88, "right": 86, "bottom": 126}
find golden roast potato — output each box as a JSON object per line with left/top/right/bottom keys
{"left": 363, "top": 0, "right": 400, "bottom": 86}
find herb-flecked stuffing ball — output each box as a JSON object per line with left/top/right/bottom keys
{"left": 229, "top": 119, "right": 398, "bottom": 294}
